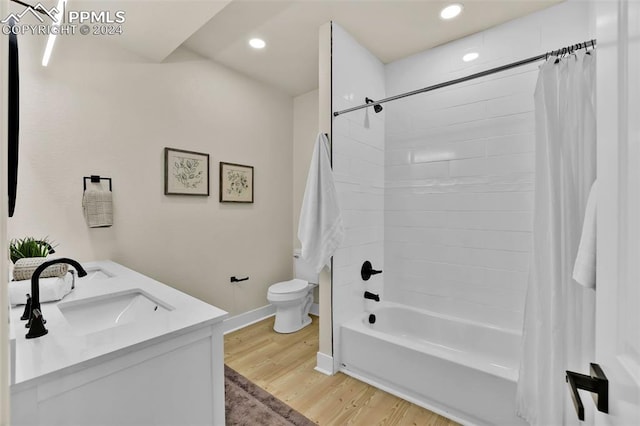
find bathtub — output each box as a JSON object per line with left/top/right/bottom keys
{"left": 339, "top": 302, "right": 526, "bottom": 425}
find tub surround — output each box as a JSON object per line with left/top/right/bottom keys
{"left": 331, "top": 22, "right": 386, "bottom": 372}
{"left": 383, "top": 0, "right": 591, "bottom": 332}
{"left": 10, "top": 260, "right": 228, "bottom": 425}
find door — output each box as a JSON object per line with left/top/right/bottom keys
{"left": 596, "top": 0, "right": 640, "bottom": 424}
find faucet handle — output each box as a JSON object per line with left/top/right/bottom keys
{"left": 20, "top": 294, "right": 32, "bottom": 321}
{"left": 26, "top": 308, "right": 48, "bottom": 339}
{"left": 361, "top": 261, "right": 383, "bottom": 281}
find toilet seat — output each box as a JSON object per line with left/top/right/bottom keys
{"left": 267, "top": 279, "right": 309, "bottom": 302}
{"left": 269, "top": 279, "right": 308, "bottom": 294}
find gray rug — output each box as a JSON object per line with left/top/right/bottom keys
{"left": 225, "top": 365, "right": 316, "bottom": 426}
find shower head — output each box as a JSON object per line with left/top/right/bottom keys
{"left": 365, "top": 97, "right": 383, "bottom": 113}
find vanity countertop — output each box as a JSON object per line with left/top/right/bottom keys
{"left": 10, "top": 260, "right": 228, "bottom": 389}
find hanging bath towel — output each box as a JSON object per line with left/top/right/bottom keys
{"left": 82, "top": 189, "right": 113, "bottom": 228}
{"left": 297, "top": 133, "right": 344, "bottom": 273}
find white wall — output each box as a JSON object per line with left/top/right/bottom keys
{"left": 317, "top": 22, "right": 333, "bottom": 370}
{"left": 383, "top": 1, "right": 592, "bottom": 331}
{"left": 331, "top": 23, "right": 385, "bottom": 362}
{"left": 8, "top": 35, "right": 294, "bottom": 316}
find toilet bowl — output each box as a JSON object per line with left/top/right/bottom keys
{"left": 267, "top": 250, "right": 319, "bottom": 334}
{"left": 267, "top": 279, "right": 316, "bottom": 333}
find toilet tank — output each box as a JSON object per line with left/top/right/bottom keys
{"left": 294, "top": 249, "right": 319, "bottom": 284}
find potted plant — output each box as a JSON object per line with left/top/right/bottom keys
{"left": 9, "top": 237, "right": 56, "bottom": 264}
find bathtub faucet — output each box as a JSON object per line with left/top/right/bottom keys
{"left": 364, "top": 291, "right": 380, "bottom": 302}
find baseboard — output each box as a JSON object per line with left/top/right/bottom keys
{"left": 310, "top": 303, "right": 319, "bottom": 316}
{"left": 314, "top": 352, "right": 335, "bottom": 376}
{"left": 223, "top": 304, "right": 276, "bottom": 334}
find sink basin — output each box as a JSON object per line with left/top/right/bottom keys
{"left": 58, "top": 289, "right": 173, "bottom": 335}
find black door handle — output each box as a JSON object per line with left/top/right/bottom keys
{"left": 566, "top": 363, "right": 608, "bottom": 421}
{"left": 361, "top": 261, "right": 382, "bottom": 281}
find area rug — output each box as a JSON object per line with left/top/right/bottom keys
{"left": 225, "top": 365, "right": 316, "bottom": 426}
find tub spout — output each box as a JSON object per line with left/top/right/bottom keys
{"left": 364, "top": 291, "right": 380, "bottom": 302}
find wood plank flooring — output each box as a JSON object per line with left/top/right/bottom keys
{"left": 224, "top": 316, "right": 458, "bottom": 426}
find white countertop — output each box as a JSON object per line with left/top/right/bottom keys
{"left": 10, "top": 260, "right": 228, "bottom": 389}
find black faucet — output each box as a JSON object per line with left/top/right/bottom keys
{"left": 25, "top": 258, "right": 87, "bottom": 339}
{"left": 361, "top": 261, "right": 382, "bottom": 281}
{"left": 364, "top": 291, "right": 380, "bottom": 302}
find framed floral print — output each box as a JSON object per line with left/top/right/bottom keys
{"left": 164, "top": 148, "right": 210, "bottom": 196}
{"left": 219, "top": 162, "right": 254, "bottom": 203}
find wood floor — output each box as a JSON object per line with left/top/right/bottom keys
{"left": 224, "top": 316, "right": 458, "bottom": 426}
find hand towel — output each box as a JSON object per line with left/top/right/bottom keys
{"left": 82, "top": 189, "right": 113, "bottom": 228}
{"left": 297, "top": 133, "right": 345, "bottom": 273}
{"left": 573, "top": 180, "right": 597, "bottom": 288}
{"left": 9, "top": 272, "right": 74, "bottom": 306}
{"left": 13, "top": 257, "right": 68, "bottom": 281}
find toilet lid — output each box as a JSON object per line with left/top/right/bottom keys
{"left": 269, "top": 279, "right": 308, "bottom": 294}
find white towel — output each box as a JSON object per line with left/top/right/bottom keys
{"left": 297, "top": 133, "right": 345, "bottom": 273}
{"left": 82, "top": 189, "right": 113, "bottom": 228}
{"left": 9, "top": 272, "right": 74, "bottom": 306}
{"left": 573, "top": 180, "right": 597, "bottom": 288}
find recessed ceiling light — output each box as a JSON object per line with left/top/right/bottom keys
{"left": 463, "top": 52, "right": 479, "bottom": 62}
{"left": 249, "top": 38, "right": 266, "bottom": 49}
{"left": 440, "top": 4, "right": 463, "bottom": 20}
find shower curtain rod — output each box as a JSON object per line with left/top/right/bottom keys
{"left": 333, "top": 39, "right": 597, "bottom": 117}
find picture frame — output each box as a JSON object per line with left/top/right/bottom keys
{"left": 164, "top": 147, "right": 210, "bottom": 196}
{"left": 219, "top": 162, "right": 254, "bottom": 203}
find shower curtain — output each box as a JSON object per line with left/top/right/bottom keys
{"left": 516, "top": 51, "right": 597, "bottom": 425}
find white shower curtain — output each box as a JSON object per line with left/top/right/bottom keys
{"left": 516, "top": 51, "right": 597, "bottom": 425}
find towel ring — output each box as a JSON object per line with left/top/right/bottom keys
{"left": 83, "top": 175, "right": 112, "bottom": 191}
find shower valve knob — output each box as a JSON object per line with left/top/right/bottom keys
{"left": 361, "top": 261, "right": 382, "bottom": 281}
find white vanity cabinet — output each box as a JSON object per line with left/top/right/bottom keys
{"left": 9, "top": 261, "right": 228, "bottom": 426}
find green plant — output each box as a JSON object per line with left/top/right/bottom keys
{"left": 9, "top": 237, "right": 57, "bottom": 264}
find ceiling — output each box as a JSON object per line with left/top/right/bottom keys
{"left": 10, "top": 0, "right": 562, "bottom": 96}
{"left": 182, "top": 0, "right": 562, "bottom": 96}
{"left": 72, "top": 0, "right": 233, "bottom": 62}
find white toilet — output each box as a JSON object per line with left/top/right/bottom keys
{"left": 267, "top": 250, "right": 318, "bottom": 333}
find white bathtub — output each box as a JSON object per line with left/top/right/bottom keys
{"left": 340, "top": 302, "right": 526, "bottom": 425}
